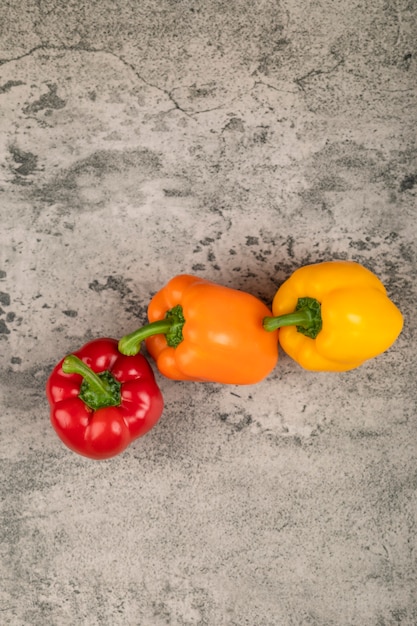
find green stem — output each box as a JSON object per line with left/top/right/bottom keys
{"left": 263, "top": 310, "right": 313, "bottom": 331}
{"left": 62, "top": 354, "right": 121, "bottom": 410}
{"left": 62, "top": 355, "right": 110, "bottom": 396}
{"left": 118, "top": 304, "right": 185, "bottom": 356}
{"left": 263, "top": 297, "right": 323, "bottom": 339}
{"left": 118, "top": 320, "right": 172, "bottom": 356}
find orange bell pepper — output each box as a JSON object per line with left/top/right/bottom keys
{"left": 263, "top": 261, "right": 403, "bottom": 371}
{"left": 118, "top": 274, "right": 278, "bottom": 384}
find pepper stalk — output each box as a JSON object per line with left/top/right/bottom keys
{"left": 118, "top": 305, "right": 185, "bottom": 355}
{"left": 263, "top": 297, "right": 323, "bottom": 339}
{"left": 62, "top": 354, "right": 121, "bottom": 410}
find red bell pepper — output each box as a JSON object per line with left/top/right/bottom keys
{"left": 46, "top": 338, "right": 164, "bottom": 459}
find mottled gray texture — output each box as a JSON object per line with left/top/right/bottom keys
{"left": 0, "top": 1, "right": 416, "bottom": 625}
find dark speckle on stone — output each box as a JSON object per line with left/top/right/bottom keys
{"left": 349, "top": 238, "right": 380, "bottom": 251}
{"left": 0, "top": 319, "right": 10, "bottom": 334}
{"left": 400, "top": 174, "right": 416, "bottom": 192}
{"left": 224, "top": 117, "right": 245, "bottom": 132}
{"left": 0, "top": 292, "right": 11, "bottom": 306}
{"left": 0, "top": 271, "right": 6, "bottom": 279}
{"left": 9, "top": 146, "right": 38, "bottom": 176}
{"left": 0, "top": 80, "right": 24, "bottom": 93}
{"left": 234, "top": 414, "right": 253, "bottom": 431}
{"left": 245, "top": 236, "right": 259, "bottom": 246}
{"left": 89, "top": 275, "right": 132, "bottom": 298}
{"left": 163, "top": 188, "right": 191, "bottom": 197}
{"left": 62, "top": 310, "right": 78, "bottom": 317}
{"left": 286, "top": 236, "right": 295, "bottom": 258}
{"left": 23, "top": 83, "right": 66, "bottom": 114}
{"left": 402, "top": 52, "right": 412, "bottom": 70}
{"left": 253, "top": 127, "right": 269, "bottom": 144}
{"left": 350, "top": 429, "right": 382, "bottom": 439}
{"left": 189, "top": 83, "right": 216, "bottom": 99}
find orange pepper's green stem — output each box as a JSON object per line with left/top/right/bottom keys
{"left": 62, "top": 354, "right": 121, "bottom": 410}
{"left": 118, "top": 305, "right": 185, "bottom": 356}
{"left": 263, "top": 297, "right": 323, "bottom": 339}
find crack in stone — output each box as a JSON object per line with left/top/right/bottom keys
{"left": 253, "top": 79, "right": 298, "bottom": 95}
{"left": 0, "top": 45, "right": 46, "bottom": 66}
{"left": 108, "top": 53, "right": 196, "bottom": 118}
{"left": 294, "top": 58, "right": 345, "bottom": 91}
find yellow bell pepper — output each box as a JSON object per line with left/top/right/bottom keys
{"left": 263, "top": 261, "right": 403, "bottom": 371}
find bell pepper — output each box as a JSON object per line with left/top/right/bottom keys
{"left": 263, "top": 260, "right": 403, "bottom": 371}
{"left": 118, "top": 274, "right": 279, "bottom": 384}
{"left": 46, "top": 338, "right": 164, "bottom": 459}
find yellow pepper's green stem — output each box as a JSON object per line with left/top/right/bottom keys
{"left": 263, "top": 297, "right": 323, "bottom": 339}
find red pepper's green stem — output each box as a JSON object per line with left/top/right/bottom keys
{"left": 263, "top": 297, "right": 323, "bottom": 339}
{"left": 118, "top": 305, "right": 185, "bottom": 356}
{"left": 62, "top": 354, "right": 121, "bottom": 410}
{"left": 62, "top": 355, "right": 108, "bottom": 394}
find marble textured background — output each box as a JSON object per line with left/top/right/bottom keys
{"left": 1, "top": 1, "right": 416, "bottom": 625}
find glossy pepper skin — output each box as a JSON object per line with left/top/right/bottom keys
{"left": 264, "top": 261, "right": 403, "bottom": 371}
{"left": 119, "top": 274, "right": 278, "bottom": 384}
{"left": 46, "top": 338, "right": 164, "bottom": 459}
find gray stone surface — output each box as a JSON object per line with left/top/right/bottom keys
{"left": 1, "top": 1, "right": 416, "bottom": 625}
